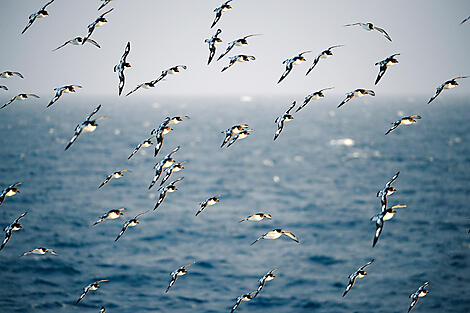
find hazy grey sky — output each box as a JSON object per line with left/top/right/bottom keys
{"left": 0, "top": 0, "right": 469, "bottom": 97}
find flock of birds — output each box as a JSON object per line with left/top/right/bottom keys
{"left": 0, "top": 1, "right": 469, "bottom": 312}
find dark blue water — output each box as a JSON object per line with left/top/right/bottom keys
{"left": 0, "top": 96, "right": 469, "bottom": 313}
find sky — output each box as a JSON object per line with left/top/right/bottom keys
{"left": 0, "top": 0, "right": 469, "bottom": 98}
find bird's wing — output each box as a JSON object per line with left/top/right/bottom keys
{"left": 359, "top": 259, "right": 375, "bottom": 271}
{"left": 250, "top": 233, "right": 267, "bottom": 245}
{"left": 120, "top": 42, "right": 131, "bottom": 63}
{"left": 230, "top": 298, "right": 243, "bottom": 313}
{"left": 305, "top": 55, "right": 321, "bottom": 76}
{"left": 277, "top": 61, "right": 293, "bottom": 84}
{"left": 344, "top": 22, "right": 363, "bottom": 27}
{"left": 221, "top": 131, "right": 233, "bottom": 147}
{"left": 65, "top": 124, "right": 84, "bottom": 150}
{"left": 273, "top": 118, "right": 285, "bottom": 141}
{"left": 115, "top": 221, "right": 130, "bottom": 241}
{"left": 86, "top": 38, "right": 101, "bottom": 48}
{"left": 427, "top": 84, "right": 444, "bottom": 104}
{"left": 98, "top": 174, "right": 113, "bottom": 188}
{"left": 385, "top": 120, "right": 400, "bottom": 135}
{"left": 211, "top": 9, "right": 223, "bottom": 28}
{"left": 165, "top": 274, "right": 178, "bottom": 292}
{"left": 1, "top": 97, "right": 18, "bottom": 109}
{"left": 22, "top": 14, "right": 38, "bottom": 34}
{"left": 47, "top": 88, "right": 64, "bottom": 107}
{"left": 375, "top": 64, "right": 388, "bottom": 85}
{"left": 75, "top": 285, "right": 90, "bottom": 304}
{"left": 0, "top": 230, "right": 12, "bottom": 251}
{"left": 98, "top": 0, "right": 112, "bottom": 10}
{"left": 372, "top": 217, "right": 384, "bottom": 247}
{"left": 14, "top": 212, "right": 28, "bottom": 224}
{"left": 337, "top": 93, "right": 353, "bottom": 108}
{"left": 53, "top": 40, "right": 72, "bottom": 51}
{"left": 282, "top": 231, "right": 299, "bottom": 243}
{"left": 125, "top": 83, "right": 143, "bottom": 96}
{"left": 386, "top": 171, "right": 400, "bottom": 187}
{"left": 87, "top": 104, "right": 102, "bottom": 120}
{"left": 42, "top": 0, "right": 55, "bottom": 10}
{"left": 217, "top": 41, "right": 237, "bottom": 61}
{"left": 285, "top": 101, "right": 296, "bottom": 114}
{"left": 374, "top": 26, "right": 392, "bottom": 41}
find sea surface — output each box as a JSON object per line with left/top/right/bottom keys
{"left": 0, "top": 95, "right": 469, "bottom": 313}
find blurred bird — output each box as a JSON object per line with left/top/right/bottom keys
{"left": 338, "top": 89, "right": 375, "bottom": 108}
{"left": 114, "top": 42, "right": 131, "bottom": 96}
{"left": 165, "top": 262, "right": 195, "bottom": 293}
{"left": 1, "top": 212, "right": 27, "bottom": 251}
{"left": 0, "top": 182, "right": 22, "bottom": 207}
{"left": 376, "top": 171, "right": 399, "bottom": 208}
{"left": 251, "top": 229, "right": 299, "bottom": 245}
{"left": 342, "top": 259, "right": 374, "bottom": 296}
{"left": 221, "top": 55, "right": 255, "bottom": 72}
{"left": 128, "top": 137, "right": 153, "bottom": 160}
{"left": 83, "top": 8, "right": 113, "bottom": 44}
{"left": 0, "top": 71, "right": 24, "bottom": 79}
{"left": 76, "top": 280, "right": 109, "bottom": 304}
{"left": 220, "top": 124, "right": 249, "bottom": 147}
{"left": 254, "top": 268, "right": 278, "bottom": 297}
{"left": 278, "top": 51, "right": 311, "bottom": 83}
{"left": 115, "top": 211, "right": 148, "bottom": 242}
{"left": 427, "top": 76, "right": 468, "bottom": 104}
{"left": 160, "top": 162, "right": 187, "bottom": 186}
{"left": 98, "top": 0, "right": 113, "bottom": 10}
{"left": 53, "top": 37, "right": 101, "bottom": 51}
{"left": 239, "top": 213, "right": 272, "bottom": 223}
{"left": 296, "top": 87, "right": 334, "bottom": 112}
{"left": 0, "top": 85, "right": 7, "bottom": 91}
{"left": 1, "top": 93, "right": 40, "bottom": 110}
{"left": 344, "top": 22, "right": 392, "bottom": 41}
{"left": 408, "top": 282, "right": 430, "bottom": 312}
{"left": 306, "top": 45, "right": 343, "bottom": 76}
{"left": 375, "top": 53, "right": 400, "bottom": 85}
{"left": 65, "top": 105, "right": 108, "bottom": 150}
{"left": 460, "top": 16, "right": 470, "bottom": 25}
{"left": 21, "top": 247, "right": 58, "bottom": 256}
{"left": 211, "top": 0, "right": 232, "bottom": 28}
{"left": 196, "top": 195, "right": 222, "bottom": 216}
{"left": 217, "top": 34, "right": 261, "bottom": 61}
{"left": 274, "top": 101, "right": 295, "bottom": 140}
{"left": 47, "top": 85, "right": 82, "bottom": 107}
{"left": 385, "top": 115, "right": 421, "bottom": 135}
{"left": 153, "top": 65, "right": 187, "bottom": 85}
{"left": 92, "top": 208, "right": 126, "bottom": 226}
{"left": 154, "top": 178, "right": 184, "bottom": 211}
{"left": 226, "top": 128, "right": 254, "bottom": 147}
{"left": 230, "top": 291, "right": 257, "bottom": 313}
{"left": 21, "top": 0, "right": 55, "bottom": 34}
{"left": 205, "top": 29, "right": 223, "bottom": 65}
{"left": 98, "top": 170, "right": 131, "bottom": 188}
{"left": 149, "top": 146, "right": 180, "bottom": 189}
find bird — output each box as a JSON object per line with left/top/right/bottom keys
{"left": 165, "top": 262, "right": 195, "bottom": 293}
{"left": 205, "top": 29, "right": 223, "bottom": 65}
{"left": 98, "top": 170, "right": 131, "bottom": 188}
{"left": 254, "top": 268, "right": 278, "bottom": 297}
{"left": 98, "top": 0, "right": 113, "bottom": 10}
{"left": 385, "top": 115, "right": 421, "bottom": 135}
{"left": 152, "top": 65, "right": 188, "bottom": 85}
{"left": 0, "top": 85, "right": 7, "bottom": 91}
{"left": 114, "top": 42, "right": 131, "bottom": 96}
{"left": 408, "top": 282, "right": 430, "bottom": 312}
{"left": 128, "top": 137, "right": 153, "bottom": 160}
{"left": 251, "top": 229, "right": 299, "bottom": 245}
{"left": 160, "top": 162, "right": 187, "bottom": 186}
{"left": 1, "top": 212, "right": 27, "bottom": 251}
{"left": 149, "top": 146, "right": 180, "bottom": 189}
{"left": 83, "top": 8, "right": 113, "bottom": 44}
{"left": 53, "top": 37, "right": 101, "bottom": 51}
{"left": 115, "top": 211, "right": 148, "bottom": 242}
{"left": 76, "top": 280, "right": 109, "bottom": 304}
{"left": 100, "top": 306, "right": 106, "bottom": 313}
{"left": 220, "top": 124, "right": 249, "bottom": 147}
{"left": 370, "top": 204, "right": 407, "bottom": 222}
{"left": 0, "top": 71, "right": 24, "bottom": 79}
{"left": 211, "top": 0, "right": 232, "bottom": 28}
{"left": 47, "top": 85, "right": 82, "bottom": 108}
{"left": 221, "top": 55, "right": 256, "bottom": 72}
{"left": 21, "top": 0, "right": 55, "bottom": 34}
{"left": 150, "top": 116, "right": 190, "bottom": 136}
{"left": 460, "top": 16, "right": 470, "bottom": 25}
{"left": 65, "top": 105, "right": 108, "bottom": 150}
{"left": 1, "top": 94, "right": 40, "bottom": 110}
{"left": 239, "top": 213, "right": 272, "bottom": 223}
{"left": 195, "top": 195, "right": 222, "bottom": 216}
{"left": 344, "top": 22, "right": 392, "bottom": 41}
{"left": 217, "top": 34, "right": 261, "bottom": 61}
{"left": 0, "top": 182, "right": 22, "bottom": 207}
{"left": 125, "top": 79, "right": 160, "bottom": 96}
{"left": 226, "top": 128, "right": 255, "bottom": 147}
{"left": 427, "top": 76, "right": 468, "bottom": 104}
{"left": 337, "top": 89, "right": 375, "bottom": 108}
{"left": 21, "top": 247, "right": 58, "bottom": 256}
{"left": 278, "top": 51, "right": 311, "bottom": 83}
{"left": 154, "top": 178, "right": 184, "bottom": 211}
{"left": 151, "top": 127, "right": 173, "bottom": 157}
{"left": 306, "top": 45, "right": 343, "bottom": 76}
{"left": 375, "top": 53, "right": 400, "bottom": 85}
{"left": 342, "top": 259, "right": 374, "bottom": 297}
{"left": 295, "top": 87, "right": 334, "bottom": 112}
{"left": 230, "top": 291, "right": 257, "bottom": 313}
{"left": 92, "top": 208, "right": 126, "bottom": 226}
{"left": 376, "top": 171, "right": 399, "bottom": 208}
{"left": 274, "top": 101, "right": 296, "bottom": 141}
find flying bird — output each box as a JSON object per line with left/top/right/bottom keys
{"left": 274, "top": 101, "right": 295, "bottom": 140}
{"left": 21, "top": 0, "right": 55, "bottom": 34}
{"left": 47, "top": 85, "right": 82, "bottom": 107}
{"left": 65, "top": 104, "right": 108, "bottom": 150}
{"left": 460, "top": 16, "right": 470, "bottom": 25}
{"left": 427, "top": 76, "right": 468, "bottom": 104}
{"left": 408, "top": 282, "right": 430, "bottom": 312}
{"left": 221, "top": 55, "right": 255, "bottom": 72}
{"left": 1, "top": 212, "right": 27, "bottom": 251}
{"left": 83, "top": 8, "right": 113, "bottom": 44}
{"left": 165, "top": 262, "right": 195, "bottom": 293}
{"left": 205, "top": 29, "right": 223, "bottom": 65}
{"left": 220, "top": 124, "right": 249, "bottom": 147}
{"left": 0, "top": 182, "right": 22, "bottom": 207}
{"left": 0, "top": 71, "right": 24, "bottom": 79}
{"left": 306, "top": 45, "right": 343, "bottom": 76}
{"left": 254, "top": 268, "right": 278, "bottom": 297}
{"left": 239, "top": 213, "right": 272, "bottom": 223}
{"left": 337, "top": 89, "right": 375, "bottom": 108}
{"left": 377, "top": 171, "right": 399, "bottom": 208}
{"left": 115, "top": 211, "right": 148, "bottom": 242}
{"left": 385, "top": 115, "right": 421, "bottom": 135}
{"left": 211, "top": 0, "right": 232, "bottom": 28}
{"left": 375, "top": 53, "right": 400, "bottom": 85}
{"left": 230, "top": 291, "right": 257, "bottom": 313}
{"left": 53, "top": 37, "right": 101, "bottom": 51}
{"left": 76, "top": 280, "right": 109, "bottom": 304}
{"left": 0, "top": 85, "right": 7, "bottom": 91}
{"left": 98, "top": 170, "right": 131, "bottom": 188}
{"left": 128, "top": 137, "right": 153, "bottom": 160}
{"left": 154, "top": 178, "right": 184, "bottom": 211}
{"left": 93, "top": 208, "right": 126, "bottom": 226}
{"left": 295, "top": 87, "right": 334, "bottom": 112}
{"left": 125, "top": 79, "right": 160, "bottom": 96}
{"left": 160, "top": 162, "right": 187, "bottom": 186}
{"left": 371, "top": 203, "right": 406, "bottom": 247}
{"left": 114, "top": 42, "right": 131, "bottom": 96}
{"left": 217, "top": 34, "right": 261, "bottom": 61}
{"left": 278, "top": 51, "right": 311, "bottom": 83}
{"left": 342, "top": 259, "right": 374, "bottom": 297}
{"left": 251, "top": 229, "right": 299, "bottom": 245}
{"left": 21, "top": 247, "right": 58, "bottom": 256}
{"left": 226, "top": 128, "right": 254, "bottom": 147}
{"left": 196, "top": 195, "right": 222, "bottom": 216}
{"left": 100, "top": 306, "right": 106, "bottom": 313}
{"left": 1, "top": 93, "right": 40, "bottom": 110}
{"left": 149, "top": 146, "right": 180, "bottom": 189}
{"left": 344, "top": 22, "right": 392, "bottom": 41}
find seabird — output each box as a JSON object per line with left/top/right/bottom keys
{"left": 21, "top": 247, "right": 58, "bottom": 256}
{"left": 114, "top": 42, "right": 131, "bottom": 96}
{"left": 337, "top": 89, "right": 375, "bottom": 108}
{"left": 220, "top": 124, "right": 249, "bottom": 147}
{"left": 0, "top": 71, "right": 24, "bottom": 79}
{"left": 230, "top": 291, "right": 257, "bottom": 313}
{"left": 254, "top": 268, "right": 278, "bottom": 297}
{"left": 428, "top": 76, "right": 468, "bottom": 104}
{"left": 239, "top": 213, "right": 272, "bottom": 223}
{"left": 160, "top": 162, "right": 187, "bottom": 186}
{"left": 53, "top": 37, "right": 101, "bottom": 51}
{"left": 211, "top": 0, "right": 232, "bottom": 28}
{"left": 306, "top": 45, "right": 343, "bottom": 76}
{"left": 460, "top": 16, "right": 470, "bottom": 25}
{"left": 226, "top": 128, "right": 254, "bottom": 147}
{"left": 98, "top": 170, "right": 131, "bottom": 188}
{"left": 128, "top": 137, "right": 153, "bottom": 160}
{"left": 217, "top": 34, "right": 261, "bottom": 61}
{"left": 251, "top": 229, "right": 299, "bottom": 245}
{"left": 165, "top": 262, "right": 195, "bottom": 293}
{"left": 0, "top": 85, "right": 7, "bottom": 91}
{"left": 278, "top": 51, "right": 311, "bottom": 84}
{"left": 98, "top": 0, "right": 113, "bottom": 10}
{"left": 152, "top": 65, "right": 188, "bottom": 85}
{"left": 47, "top": 85, "right": 82, "bottom": 108}
{"left": 1, "top": 93, "right": 40, "bottom": 110}
{"left": 385, "top": 115, "right": 421, "bottom": 135}
{"left": 125, "top": 79, "right": 160, "bottom": 96}
{"left": 371, "top": 203, "right": 406, "bottom": 247}
{"left": 65, "top": 105, "right": 108, "bottom": 150}
{"left": 342, "top": 259, "right": 374, "bottom": 297}
{"left": 1, "top": 212, "right": 27, "bottom": 251}
{"left": 149, "top": 146, "right": 180, "bottom": 189}
{"left": 21, "top": 0, "right": 55, "bottom": 34}
{"left": 76, "top": 280, "right": 109, "bottom": 304}
{"left": 205, "top": 29, "right": 223, "bottom": 65}
{"left": 151, "top": 126, "right": 173, "bottom": 157}
{"left": 375, "top": 53, "right": 400, "bottom": 85}
{"left": 93, "top": 208, "right": 126, "bottom": 226}
{"left": 376, "top": 171, "right": 399, "bottom": 208}
{"left": 100, "top": 306, "right": 106, "bottom": 313}
{"left": 0, "top": 182, "right": 22, "bottom": 207}
{"left": 274, "top": 101, "right": 295, "bottom": 141}
{"left": 154, "top": 177, "right": 184, "bottom": 211}
{"left": 408, "top": 282, "right": 430, "bottom": 312}
{"left": 115, "top": 211, "right": 148, "bottom": 242}
{"left": 83, "top": 8, "right": 113, "bottom": 44}
{"left": 295, "top": 87, "right": 334, "bottom": 112}
{"left": 344, "top": 22, "right": 392, "bottom": 41}
{"left": 195, "top": 194, "right": 222, "bottom": 216}
{"left": 222, "top": 55, "right": 256, "bottom": 72}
